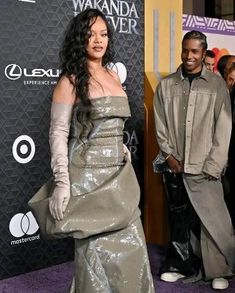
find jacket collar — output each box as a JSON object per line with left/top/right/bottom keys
{"left": 175, "top": 64, "right": 209, "bottom": 83}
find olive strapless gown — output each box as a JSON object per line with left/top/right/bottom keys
{"left": 68, "top": 96, "right": 154, "bottom": 292}
{"left": 31, "top": 96, "right": 154, "bottom": 292}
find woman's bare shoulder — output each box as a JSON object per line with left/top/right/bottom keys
{"left": 52, "top": 75, "right": 76, "bottom": 104}
{"left": 107, "top": 69, "right": 121, "bottom": 84}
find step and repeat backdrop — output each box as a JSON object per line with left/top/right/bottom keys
{"left": 0, "top": 0, "right": 144, "bottom": 279}
{"left": 183, "top": 14, "right": 235, "bottom": 71}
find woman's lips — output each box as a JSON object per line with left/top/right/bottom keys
{"left": 93, "top": 46, "right": 103, "bottom": 52}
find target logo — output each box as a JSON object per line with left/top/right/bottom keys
{"left": 12, "top": 135, "right": 35, "bottom": 164}
{"left": 108, "top": 62, "right": 127, "bottom": 84}
{"left": 9, "top": 212, "right": 39, "bottom": 238}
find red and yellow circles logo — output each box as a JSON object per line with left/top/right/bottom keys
{"left": 211, "top": 48, "right": 230, "bottom": 72}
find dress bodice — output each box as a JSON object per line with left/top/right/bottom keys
{"left": 68, "top": 96, "right": 131, "bottom": 196}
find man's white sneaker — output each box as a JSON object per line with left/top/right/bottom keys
{"left": 212, "top": 278, "right": 229, "bottom": 290}
{"left": 160, "top": 272, "right": 185, "bottom": 282}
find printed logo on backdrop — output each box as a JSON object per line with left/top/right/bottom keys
{"left": 123, "top": 130, "right": 139, "bottom": 159}
{"left": 108, "top": 62, "right": 127, "bottom": 88}
{"left": 12, "top": 135, "right": 35, "bottom": 164}
{"left": 4, "top": 64, "right": 60, "bottom": 86}
{"left": 71, "top": 0, "right": 140, "bottom": 34}
{"left": 4, "top": 62, "right": 127, "bottom": 87}
{"left": 183, "top": 14, "right": 235, "bottom": 35}
{"left": 18, "top": 0, "right": 36, "bottom": 3}
{"left": 9, "top": 212, "right": 40, "bottom": 246}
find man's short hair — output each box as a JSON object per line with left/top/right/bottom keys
{"left": 182, "top": 30, "right": 208, "bottom": 50}
{"left": 205, "top": 50, "right": 215, "bottom": 58}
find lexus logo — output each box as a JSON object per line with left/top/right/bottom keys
{"left": 4, "top": 64, "right": 60, "bottom": 80}
{"left": 5, "top": 64, "right": 22, "bottom": 80}
{"left": 9, "top": 212, "right": 39, "bottom": 238}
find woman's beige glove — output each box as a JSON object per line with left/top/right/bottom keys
{"left": 49, "top": 102, "right": 73, "bottom": 221}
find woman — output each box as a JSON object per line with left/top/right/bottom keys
{"left": 30, "top": 8, "right": 154, "bottom": 293}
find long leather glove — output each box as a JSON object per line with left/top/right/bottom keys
{"left": 49, "top": 102, "right": 73, "bottom": 221}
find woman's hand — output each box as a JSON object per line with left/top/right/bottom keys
{"left": 49, "top": 187, "right": 70, "bottom": 221}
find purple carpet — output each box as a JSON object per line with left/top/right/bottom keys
{"left": 0, "top": 244, "right": 234, "bottom": 292}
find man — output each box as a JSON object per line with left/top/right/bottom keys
{"left": 225, "top": 63, "right": 235, "bottom": 227}
{"left": 154, "top": 31, "right": 234, "bottom": 290}
{"left": 204, "top": 49, "right": 215, "bottom": 72}
{"left": 217, "top": 56, "right": 235, "bottom": 227}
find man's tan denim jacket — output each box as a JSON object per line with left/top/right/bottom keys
{"left": 154, "top": 65, "right": 232, "bottom": 178}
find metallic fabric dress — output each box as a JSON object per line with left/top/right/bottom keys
{"left": 65, "top": 96, "right": 154, "bottom": 293}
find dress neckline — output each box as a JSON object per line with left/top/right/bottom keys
{"left": 89, "top": 95, "right": 128, "bottom": 102}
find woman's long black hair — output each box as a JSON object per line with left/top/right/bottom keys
{"left": 59, "top": 9, "right": 114, "bottom": 122}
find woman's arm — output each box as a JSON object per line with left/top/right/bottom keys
{"left": 49, "top": 76, "right": 76, "bottom": 221}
